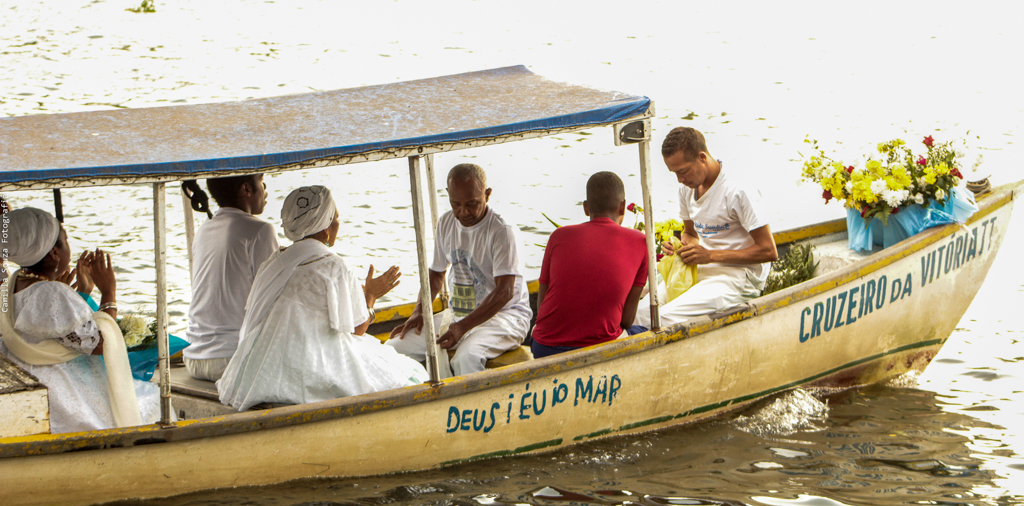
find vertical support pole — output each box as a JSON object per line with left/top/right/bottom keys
{"left": 153, "top": 183, "right": 173, "bottom": 425}
{"left": 180, "top": 188, "right": 196, "bottom": 275}
{"left": 638, "top": 125, "right": 660, "bottom": 330}
{"left": 409, "top": 156, "right": 442, "bottom": 384}
{"left": 424, "top": 154, "right": 449, "bottom": 309}
{"left": 52, "top": 189, "right": 64, "bottom": 223}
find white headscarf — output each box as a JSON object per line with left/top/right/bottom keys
{"left": 5, "top": 207, "right": 60, "bottom": 266}
{"left": 281, "top": 186, "right": 337, "bottom": 241}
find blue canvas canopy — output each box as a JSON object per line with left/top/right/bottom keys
{"left": 0, "top": 65, "right": 652, "bottom": 191}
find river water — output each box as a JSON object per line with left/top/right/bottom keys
{"left": 3, "top": 1, "right": 1023, "bottom": 504}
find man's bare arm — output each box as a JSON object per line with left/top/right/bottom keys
{"left": 676, "top": 224, "right": 778, "bottom": 265}
{"left": 388, "top": 268, "right": 446, "bottom": 339}
{"left": 619, "top": 285, "right": 645, "bottom": 330}
{"left": 437, "top": 275, "right": 517, "bottom": 349}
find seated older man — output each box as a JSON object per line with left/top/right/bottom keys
{"left": 386, "top": 164, "right": 532, "bottom": 376}
{"left": 217, "top": 186, "right": 428, "bottom": 411}
{"left": 1, "top": 208, "right": 160, "bottom": 433}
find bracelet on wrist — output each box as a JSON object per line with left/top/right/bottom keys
{"left": 99, "top": 302, "right": 117, "bottom": 312}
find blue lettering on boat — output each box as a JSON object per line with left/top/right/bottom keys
{"left": 446, "top": 374, "right": 623, "bottom": 433}
{"left": 799, "top": 219, "right": 995, "bottom": 343}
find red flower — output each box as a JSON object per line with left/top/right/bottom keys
{"left": 951, "top": 168, "right": 963, "bottom": 179}
{"left": 627, "top": 203, "right": 636, "bottom": 213}
{"left": 656, "top": 253, "right": 664, "bottom": 261}
{"left": 923, "top": 135, "right": 934, "bottom": 147}
{"left": 860, "top": 205, "right": 869, "bottom": 218}
{"left": 822, "top": 189, "right": 833, "bottom": 203}
{"left": 891, "top": 207, "right": 900, "bottom": 214}
{"left": 917, "top": 156, "right": 927, "bottom": 165}
{"left": 846, "top": 166, "right": 854, "bottom": 173}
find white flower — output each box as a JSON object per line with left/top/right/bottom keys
{"left": 821, "top": 166, "right": 836, "bottom": 180}
{"left": 935, "top": 188, "right": 946, "bottom": 201}
{"left": 870, "top": 179, "right": 888, "bottom": 195}
{"left": 845, "top": 182, "right": 854, "bottom": 193}
{"left": 881, "top": 189, "right": 908, "bottom": 208}
{"left": 118, "top": 314, "right": 151, "bottom": 348}
{"left": 913, "top": 193, "right": 925, "bottom": 205}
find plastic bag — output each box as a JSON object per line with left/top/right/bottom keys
{"left": 657, "top": 237, "right": 699, "bottom": 303}
{"left": 126, "top": 335, "right": 190, "bottom": 381}
{"left": 847, "top": 186, "right": 980, "bottom": 252}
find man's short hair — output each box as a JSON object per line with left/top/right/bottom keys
{"left": 447, "top": 163, "right": 487, "bottom": 190}
{"left": 586, "top": 171, "right": 625, "bottom": 215}
{"left": 206, "top": 175, "right": 261, "bottom": 208}
{"left": 661, "top": 127, "right": 710, "bottom": 161}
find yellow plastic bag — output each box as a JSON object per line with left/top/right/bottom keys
{"left": 657, "top": 237, "right": 698, "bottom": 303}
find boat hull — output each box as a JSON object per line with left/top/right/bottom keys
{"left": 0, "top": 191, "right": 1014, "bottom": 506}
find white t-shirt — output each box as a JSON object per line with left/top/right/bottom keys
{"left": 430, "top": 208, "right": 532, "bottom": 323}
{"left": 678, "top": 164, "right": 770, "bottom": 288}
{"left": 186, "top": 207, "right": 279, "bottom": 360}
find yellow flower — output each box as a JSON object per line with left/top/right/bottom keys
{"left": 891, "top": 166, "right": 912, "bottom": 188}
{"left": 934, "top": 161, "right": 950, "bottom": 176}
{"left": 865, "top": 159, "right": 885, "bottom": 177}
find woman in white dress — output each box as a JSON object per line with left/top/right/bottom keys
{"left": 0, "top": 208, "right": 160, "bottom": 433}
{"left": 217, "top": 186, "right": 428, "bottom": 411}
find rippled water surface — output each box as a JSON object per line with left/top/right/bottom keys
{"left": 3, "top": 0, "right": 1023, "bottom": 504}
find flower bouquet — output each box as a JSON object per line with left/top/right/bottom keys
{"left": 801, "top": 135, "right": 978, "bottom": 251}
{"left": 626, "top": 203, "right": 685, "bottom": 261}
{"left": 116, "top": 310, "right": 190, "bottom": 381}
{"left": 118, "top": 312, "right": 157, "bottom": 349}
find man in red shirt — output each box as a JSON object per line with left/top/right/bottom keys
{"left": 530, "top": 172, "right": 649, "bottom": 358}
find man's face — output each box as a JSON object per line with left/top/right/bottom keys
{"left": 448, "top": 178, "right": 491, "bottom": 227}
{"left": 664, "top": 150, "right": 707, "bottom": 189}
{"left": 248, "top": 174, "right": 268, "bottom": 215}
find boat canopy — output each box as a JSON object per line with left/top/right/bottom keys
{"left": 0, "top": 65, "right": 652, "bottom": 191}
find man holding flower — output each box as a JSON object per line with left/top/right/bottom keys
{"left": 635, "top": 127, "right": 778, "bottom": 329}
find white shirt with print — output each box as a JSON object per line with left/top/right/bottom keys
{"left": 678, "top": 164, "right": 770, "bottom": 288}
{"left": 430, "top": 208, "right": 532, "bottom": 324}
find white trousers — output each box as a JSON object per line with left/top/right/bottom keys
{"left": 635, "top": 265, "right": 762, "bottom": 329}
{"left": 385, "top": 312, "right": 528, "bottom": 376}
{"left": 184, "top": 356, "right": 231, "bottom": 382}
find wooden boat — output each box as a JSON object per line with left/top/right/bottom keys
{"left": 0, "top": 66, "right": 1019, "bottom": 505}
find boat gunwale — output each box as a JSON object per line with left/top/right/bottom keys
{"left": 0, "top": 183, "right": 1016, "bottom": 459}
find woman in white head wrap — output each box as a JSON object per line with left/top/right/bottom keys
{"left": 218, "top": 186, "right": 428, "bottom": 410}
{"left": 0, "top": 207, "right": 161, "bottom": 433}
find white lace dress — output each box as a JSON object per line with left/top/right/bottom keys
{"left": 217, "top": 252, "right": 428, "bottom": 411}
{"left": 0, "top": 282, "right": 161, "bottom": 433}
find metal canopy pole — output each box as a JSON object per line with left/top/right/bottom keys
{"left": 153, "top": 183, "right": 173, "bottom": 424}
{"left": 180, "top": 189, "right": 196, "bottom": 274}
{"left": 638, "top": 121, "right": 660, "bottom": 331}
{"left": 409, "top": 156, "right": 442, "bottom": 384}
{"left": 424, "top": 154, "right": 449, "bottom": 309}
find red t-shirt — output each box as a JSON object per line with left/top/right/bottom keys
{"left": 532, "top": 218, "right": 648, "bottom": 347}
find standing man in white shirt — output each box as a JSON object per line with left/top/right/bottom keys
{"left": 635, "top": 127, "right": 778, "bottom": 329}
{"left": 387, "top": 163, "right": 532, "bottom": 376}
{"left": 184, "top": 174, "right": 279, "bottom": 381}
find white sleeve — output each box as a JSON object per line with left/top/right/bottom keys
{"left": 678, "top": 185, "right": 691, "bottom": 221}
{"left": 429, "top": 215, "right": 450, "bottom": 273}
{"left": 251, "top": 223, "right": 281, "bottom": 276}
{"left": 325, "top": 260, "right": 370, "bottom": 333}
{"left": 490, "top": 225, "right": 523, "bottom": 278}
{"left": 14, "top": 283, "right": 101, "bottom": 355}
{"left": 734, "top": 188, "right": 768, "bottom": 232}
